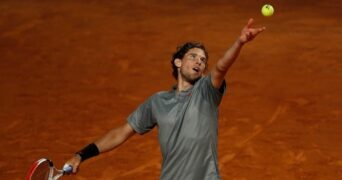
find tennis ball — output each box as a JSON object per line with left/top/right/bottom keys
{"left": 261, "top": 4, "right": 274, "bottom": 17}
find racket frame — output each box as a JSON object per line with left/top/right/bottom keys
{"left": 26, "top": 158, "right": 67, "bottom": 180}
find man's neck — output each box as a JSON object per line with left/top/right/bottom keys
{"left": 176, "top": 79, "right": 194, "bottom": 92}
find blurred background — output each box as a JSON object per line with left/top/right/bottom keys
{"left": 0, "top": 0, "right": 341, "bottom": 179}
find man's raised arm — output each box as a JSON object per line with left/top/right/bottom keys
{"left": 211, "top": 18, "right": 266, "bottom": 89}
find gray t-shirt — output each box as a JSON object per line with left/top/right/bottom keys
{"left": 128, "top": 75, "right": 226, "bottom": 180}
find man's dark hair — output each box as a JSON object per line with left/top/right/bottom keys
{"left": 171, "top": 41, "right": 209, "bottom": 79}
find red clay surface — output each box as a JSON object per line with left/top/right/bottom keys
{"left": 0, "top": 0, "right": 341, "bottom": 179}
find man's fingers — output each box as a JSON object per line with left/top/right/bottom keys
{"left": 251, "top": 27, "right": 266, "bottom": 36}
{"left": 72, "top": 166, "right": 78, "bottom": 173}
{"left": 240, "top": 18, "right": 266, "bottom": 43}
{"left": 246, "top": 18, "right": 254, "bottom": 28}
{"left": 258, "top": 26, "right": 266, "bottom": 33}
{"left": 71, "top": 162, "right": 80, "bottom": 173}
{"left": 64, "top": 155, "right": 82, "bottom": 174}
{"left": 256, "top": 27, "right": 266, "bottom": 36}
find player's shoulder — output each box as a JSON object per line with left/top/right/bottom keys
{"left": 194, "top": 75, "right": 211, "bottom": 87}
{"left": 155, "top": 90, "right": 173, "bottom": 97}
{"left": 151, "top": 90, "right": 174, "bottom": 99}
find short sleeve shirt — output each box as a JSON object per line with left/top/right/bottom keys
{"left": 128, "top": 75, "right": 226, "bottom": 180}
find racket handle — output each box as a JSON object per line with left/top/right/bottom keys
{"left": 62, "top": 164, "right": 73, "bottom": 174}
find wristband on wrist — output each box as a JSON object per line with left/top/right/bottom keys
{"left": 75, "top": 143, "right": 99, "bottom": 162}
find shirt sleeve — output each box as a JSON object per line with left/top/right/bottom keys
{"left": 199, "top": 74, "right": 227, "bottom": 106}
{"left": 127, "top": 97, "right": 156, "bottom": 134}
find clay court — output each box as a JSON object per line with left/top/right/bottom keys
{"left": 0, "top": 0, "right": 341, "bottom": 179}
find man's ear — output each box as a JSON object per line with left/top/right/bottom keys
{"left": 174, "top": 58, "right": 182, "bottom": 68}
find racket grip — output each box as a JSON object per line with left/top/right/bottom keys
{"left": 63, "top": 164, "right": 73, "bottom": 174}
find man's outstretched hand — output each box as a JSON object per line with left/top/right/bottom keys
{"left": 239, "top": 18, "right": 266, "bottom": 44}
{"left": 64, "top": 154, "right": 82, "bottom": 174}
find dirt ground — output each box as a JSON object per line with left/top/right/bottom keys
{"left": 0, "top": 0, "right": 341, "bottom": 179}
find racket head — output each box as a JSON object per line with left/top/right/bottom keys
{"left": 26, "top": 158, "right": 53, "bottom": 180}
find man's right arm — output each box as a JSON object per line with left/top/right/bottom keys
{"left": 95, "top": 122, "right": 135, "bottom": 153}
{"left": 65, "top": 122, "right": 135, "bottom": 173}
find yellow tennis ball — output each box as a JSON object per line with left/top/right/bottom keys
{"left": 261, "top": 4, "right": 274, "bottom": 17}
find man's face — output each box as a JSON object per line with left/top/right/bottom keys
{"left": 178, "top": 48, "right": 207, "bottom": 84}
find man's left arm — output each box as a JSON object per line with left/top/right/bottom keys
{"left": 211, "top": 18, "right": 266, "bottom": 89}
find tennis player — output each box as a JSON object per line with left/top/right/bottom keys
{"left": 65, "top": 18, "right": 265, "bottom": 180}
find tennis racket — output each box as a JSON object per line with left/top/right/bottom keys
{"left": 26, "top": 158, "right": 73, "bottom": 180}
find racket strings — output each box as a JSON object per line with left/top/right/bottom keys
{"left": 30, "top": 161, "right": 51, "bottom": 179}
